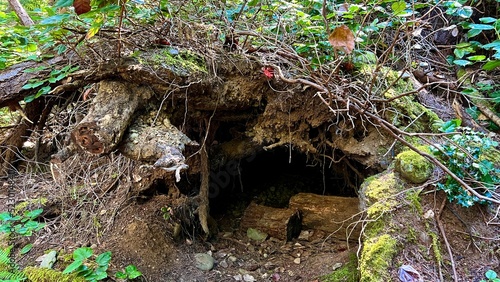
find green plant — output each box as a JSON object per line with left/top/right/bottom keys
{"left": 115, "top": 264, "right": 142, "bottom": 280}
{"left": 0, "top": 246, "right": 27, "bottom": 282}
{"left": 63, "top": 247, "right": 111, "bottom": 282}
{"left": 0, "top": 209, "right": 45, "bottom": 237}
{"left": 443, "top": 1, "right": 500, "bottom": 70}
{"left": 481, "top": 270, "right": 500, "bottom": 282}
{"left": 431, "top": 122, "right": 500, "bottom": 207}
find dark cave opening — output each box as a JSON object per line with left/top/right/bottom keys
{"left": 208, "top": 146, "right": 362, "bottom": 216}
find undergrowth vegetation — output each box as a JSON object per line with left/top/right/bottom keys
{"left": 1, "top": 0, "right": 500, "bottom": 281}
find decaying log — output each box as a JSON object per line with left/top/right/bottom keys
{"left": 289, "top": 193, "right": 361, "bottom": 240}
{"left": 240, "top": 202, "right": 301, "bottom": 241}
{"left": 70, "top": 80, "right": 148, "bottom": 155}
{"left": 52, "top": 79, "right": 198, "bottom": 182}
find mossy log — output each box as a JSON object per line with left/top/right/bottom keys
{"left": 289, "top": 193, "right": 361, "bottom": 240}
{"left": 240, "top": 202, "right": 301, "bottom": 241}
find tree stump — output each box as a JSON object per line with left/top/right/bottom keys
{"left": 240, "top": 202, "right": 301, "bottom": 241}
{"left": 289, "top": 193, "right": 361, "bottom": 240}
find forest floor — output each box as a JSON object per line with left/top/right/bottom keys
{"left": 0, "top": 160, "right": 498, "bottom": 282}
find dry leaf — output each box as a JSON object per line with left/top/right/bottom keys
{"left": 328, "top": 25, "right": 355, "bottom": 54}
{"left": 73, "top": 0, "right": 91, "bottom": 15}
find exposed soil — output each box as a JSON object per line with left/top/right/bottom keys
{"left": 0, "top": 149, "right": 498, "bottom": 281}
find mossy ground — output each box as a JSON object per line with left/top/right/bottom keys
{"left": 321, "top": 253, "right": 359, "bottom": 282}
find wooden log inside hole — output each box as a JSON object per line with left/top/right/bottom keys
{"left": 289, "top": 193, "right": 361, "bottom": 240}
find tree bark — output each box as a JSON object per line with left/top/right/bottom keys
{"left": 7, "top": 0, "right": 34, "bottom": 26}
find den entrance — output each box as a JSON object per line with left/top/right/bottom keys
{"left": 204, "top": 146, "right": 365, "bottom": 242}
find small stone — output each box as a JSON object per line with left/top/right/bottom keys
{"left": 297, "top": 230, "right": 311, "bottom": 241}
{"left": 243, "top": 274, "right": 255, "bottom": 282}
{"left": 228, "top": 255, "right": 238, "bottom": 262}
{"left": 332, "top": 262, "right": 343, "bottom": 271}
{"left": 233, "top": 274, "right": 243, "bottom": 281}
{"left": 220, "top": 260, "right": 229, "bottom": 268}
{"left": 194, "top": 253, "right": 215, "bottom": 271}
{"left": 293, "top": 258, "right": 301, "bottom": 264}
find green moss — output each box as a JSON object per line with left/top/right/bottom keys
{"left": 428, "top": 230, "right": 442, "bottom": 263}
{"left": 364, "top": 173, "right": 400, "bottom": 217}
{"left": 24, "top": 266, "right": 86, "bottom": 282}
{"left": 359, "top": 65, "right": 441, "bottom": 133}
{"left": 406, "top": 190, "right": 422, "bottom": 215}
{"left": 395, "top": 147, "right": 434, "bottom": 184}
{"left": 359, "top": 234, "right": 398, "bottom": 282}
{"left": 321, "top": 253, "right": 359, "bottom": 282}
{"left": 149, "top": 48, "right": 207, "bottom": 75}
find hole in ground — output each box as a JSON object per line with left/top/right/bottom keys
{"left": 208, "top": 146, "right": 366, "bottom": 232}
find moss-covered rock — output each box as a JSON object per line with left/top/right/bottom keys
{"left": 395, "top": 147, "right": 434, "bottom": 183}
{"left": 359, "top": 234, "right": 398, "bottom": 282}
{"left": 358, "top": 172, "right": 402, "bottom": 281}
{"left": 23, "top": 266, "right": 86, "bottom": 282}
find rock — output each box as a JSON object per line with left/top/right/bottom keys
{"left": 194, "top": 253, "right": 215, "bottom": 271}
{"left": 228, "top": 255, "right": 238, "bottom": 262}
{"left": 220, "top": 260, "right": 229, "bottom": 268}
{"left": 243, "top": 274, "right": 255, "bottom": 282}
{"left": 246, "top": 228, "right": 268, "bottom": 241}
{"left": 293, "top": 257, "right": 301, "bottom": 264}
{"left": 394, "top": 148, "right": 433, "bottom": 184}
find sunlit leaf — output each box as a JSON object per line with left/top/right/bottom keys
{"left": 328, "top": 25, "right": 355, "bottom": 54}
{"left": 483, "top": 60, "right": 500, "bottom": 71}
{"left": 468, "top": 24, "right": 495, "bottom": 30}
{"left": 467, "top": 55, "right": 485, "bottom": 61}
{"left": 453, "top": 59, "right": 472, "bottom": 66}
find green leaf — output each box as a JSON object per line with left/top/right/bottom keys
{"left": 124, "top": 265, "right": 142, "bottom": 278}
{"left": 467, "top": 55, "right": 485, "bottom": 61}
{"left": 483, "top": 60, "right": 500, "bottom": 70}
{"left": 63, "top": 260, "right": 83, "bottom": 274}
{"left": 467, "top": 29, "right": 482, "bottom": 38}
{"left": 25, "top": 209, "right": 43, "bottom": 219}
{"left": 482, "top": 40, "right": 500, "bottom": 50}
{"left": 0, "top": 212, "right": 13, "bottom": 221}
{"left": 54, "top": 0, "right": 73, "bottom": 8}
{"left": 486, "top": 270, "right": 498, "bottom": 279}
{"left": 73, "top": 247, "right": 93, "bottom": 261}
{"left": 95, "top": 251, "right": 111, "bottom": 267}
{"left": 115, "top": 271, "right": 127, "bottom": 279}
{"left": 19, "top": 244, "right": 32, "bottom": 255}
{"left": 26, "top": 43, "right": 37, "bottom": 52}
{"left": 453, "top": 59, "right": 472, "bottom": 66}
{"left": 22, "top": 80, "right": 45, "bottom": 89}
{"left": 391, "top": 1, "right": 406, "bottom": 15}
{"left": 479, "top": 17, "right": 497, "bottom": 23}
{"left": 468, "top": 24, "right": 495, "bottom": 30}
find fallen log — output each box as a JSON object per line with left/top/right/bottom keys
{"left": 240, "top": 202, "right": 301, "bottom": 241}
{"left": 289, "top": 193, "right": 361, "bottom": 240}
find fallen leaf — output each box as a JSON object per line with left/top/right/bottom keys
{"left": 328, "top": 25, "right": 355, "bottom": 54}
{"left": 263, "top": 66, "right": 274, "bottom": 79}
{"left": 73, "top": 0, "right": 91, "bottom": 15}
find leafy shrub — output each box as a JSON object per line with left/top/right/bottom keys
{"left": 0, "top": 209, "right": 45, "bottom": 237}
{"left": 431, "top": 122, "right": 500, "bottom": 207}
{"left": 63, "top": 247, "right": 111, "bottom": 282}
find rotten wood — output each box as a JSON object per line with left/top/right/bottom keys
{"left": 288, "top": 193, "right": 361, "bottom": 240}
{"left": 240, "top": 202, "right": 301, "bottom": 241}
{"left": 71, "top": 80, "right": 144, "bottom": 154}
